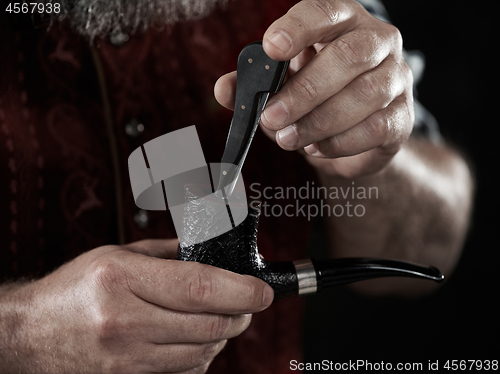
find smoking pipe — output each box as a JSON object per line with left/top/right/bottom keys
{"left": 176, "top": 187, "right": 444, "bottom": 301}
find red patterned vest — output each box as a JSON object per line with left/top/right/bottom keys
{"left": 0, "top": 1, "right": 317, "bottom": 372}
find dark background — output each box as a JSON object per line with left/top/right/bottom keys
{"left": 303, "top": 0, "right": 499, "bottom": 365}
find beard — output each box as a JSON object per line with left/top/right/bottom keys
{"left": 57, "top": 0, "right": 228, "bottom": 39}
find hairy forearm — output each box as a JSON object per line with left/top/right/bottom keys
{"left": 318, "top": 136, "right": 474, "bottom": 295}
{"left": 0, "top": 280, "right": 36, "bottom": 372}
{"left": 0, "top": 275, "right": 91, "bottom": 373}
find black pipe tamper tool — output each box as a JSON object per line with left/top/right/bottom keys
{"left": 177, "top": 42, "right": 444, "bottom": 301}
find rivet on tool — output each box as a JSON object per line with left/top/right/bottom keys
{"left": 248, "top": 58, "right": 253, "bottom": 63}
{"left": 241, "top": 105, "right": 246, "bottom": 109}
{"left": 223, "top": 171, "right": 227, "bottom": 175}
{"left": 265, "top": 65, "right": 270, "bottom": 70}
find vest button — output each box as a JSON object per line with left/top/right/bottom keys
{"left": 125, "top": 118, "right": 145, "bottom": 138}
{"left": 134, "top": 209, "right": 149, "bottom": 229}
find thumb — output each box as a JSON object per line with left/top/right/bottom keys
{"left": 123, "top": 238, "right": 179, "bottom": 259}
{"left": 214, "top": 71, "right": 237, "bottom": 111}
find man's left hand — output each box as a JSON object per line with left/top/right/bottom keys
{"left": 215, "top": 0, "right": 414, "bottom": 179}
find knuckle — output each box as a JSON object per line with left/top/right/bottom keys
{"left": 238, "top": 314, "right": 253, "bottom": 334}
{"left": 332, "top": 36, "right": 365, "bottom": 67}
{"left": 404, "top": 93, "right": 415, "bottom": 126}
{"left": 350, "top": 0, "right": 366, "bottom": 14}
{"left": 208, "top": 315, "right": 231, "bottom": 341}
{"left": 388, "top": 24, "right": 403, "bottom": 49}
{"left": 401, "top": 60, "right": 414, "bottom": 86}
{"left": 88, "top": 259, "right": 133, "bottom": 344}
{"left": 322, "top": 135, "right": 343, "bottom": 158}
{"left": 91, "top": 258, "right": 127, "bottom": 294}
{"left": 364, "top": 114, "right": 389, "bottom": 143}
{"left": 198, "top": 342, "right": 222, "bottom": 363}
{"left": 290, "top": 74, "right": 318, "bottom": 104}
{"left": 355, "top": 73, "right": 380, "bottom": 102}
{"left": 100, "top": 356, "right": 129, "bottom": 374}
{"left": 393, "top": 94, "right": 414, "bottom": 141}
{"left": 187, "top": 265, "right": 216, "bottom": 308}
{"left": 199, "top": 362, "right": 212, "bottom": 374}
{"left": 304, "top": 108, "right": 330, "bottom": 136}
{"left": 381, "top": 59, "right": 411, "bottom": 106}
{"left": 93, "top": 307, "right": 123, "bottom": 342}
{"left": 306, "top": 0, "right": 340, "bottom": 25}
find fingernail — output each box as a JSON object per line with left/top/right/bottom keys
{"left": 278, "top": 125, "right": 299, "bottom": 149}
{"left": 262, "top": 284, "right": 274, "bottom": 307}
{"left": 262, "top": 101, "right": 289, "bottom": 128}
{"left": 268, "top": 30, "right": 292, "bottom": 53}
{"left": 304, "top": 143, "right": 320, "bottom": 156}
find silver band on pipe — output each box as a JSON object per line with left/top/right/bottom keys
{"left": 293, "top": 259, "right": 317, "bottom": 295}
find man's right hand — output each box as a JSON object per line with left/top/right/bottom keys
{"left": 1, "top": 239, "right": 273, "bottom": 373}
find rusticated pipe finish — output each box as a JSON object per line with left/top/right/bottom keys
{"left": 177, "top": 201, "right": 299, "bottom": 300}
